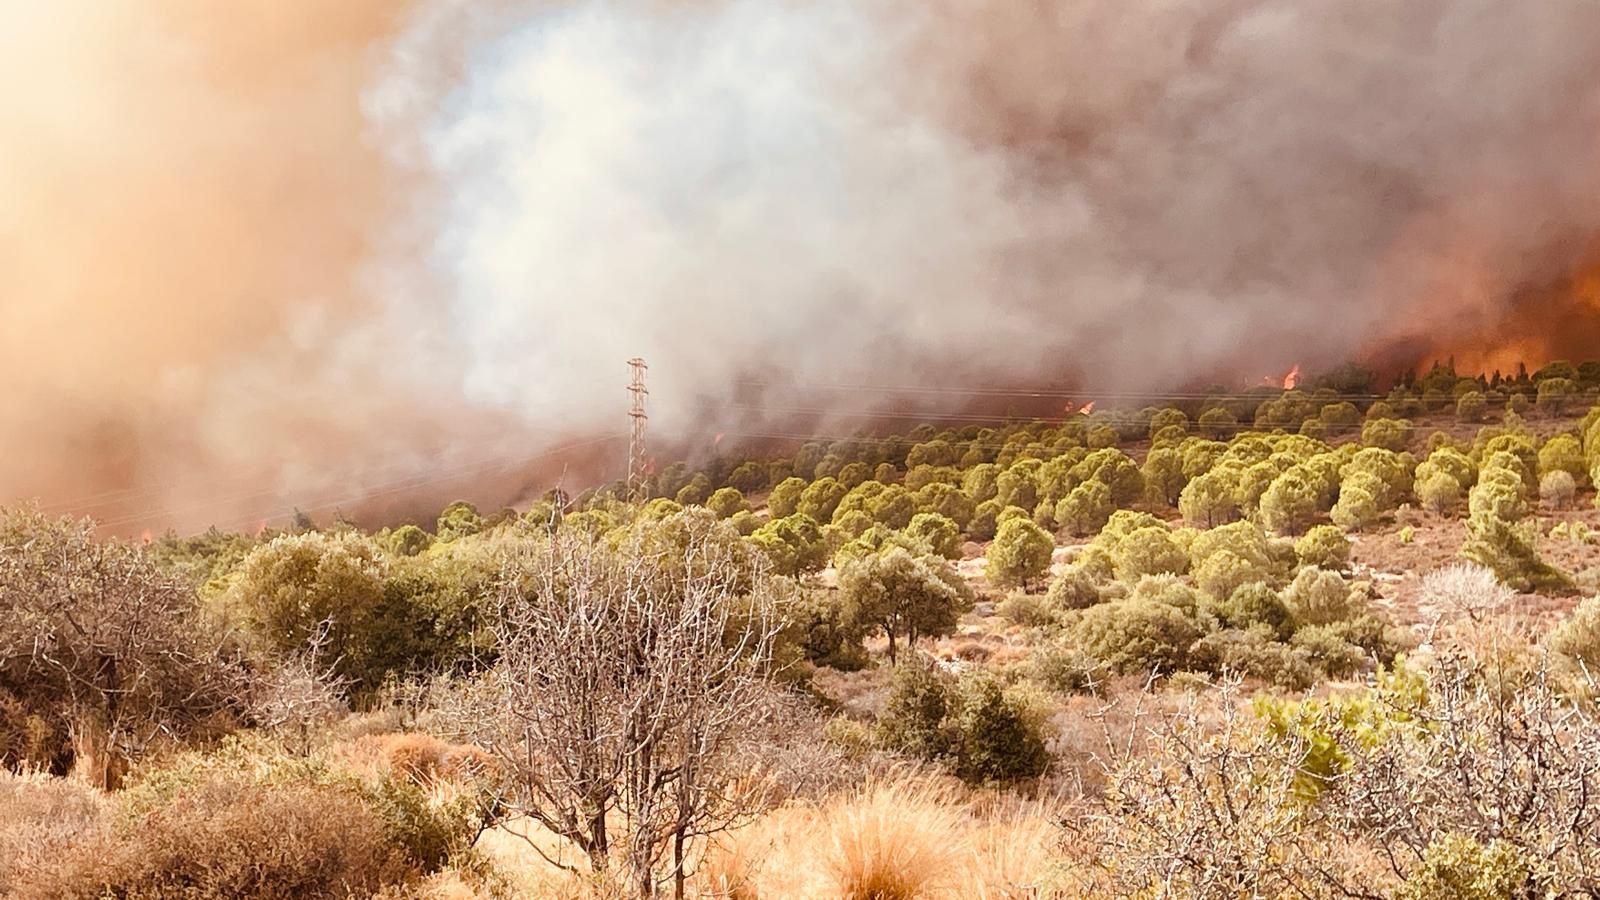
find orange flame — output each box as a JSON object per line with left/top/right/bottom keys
{"left": 712, "top": 432, "right": 725, "bottom": 448}
{"left": 1078, "top": 402, "right": 1095, "bottom": 415}
{"left": 139, "top": 529, "right": 152, "bottom": 544}
{"left": 1282, "top": 364, "right": 1301, "bottom": 390}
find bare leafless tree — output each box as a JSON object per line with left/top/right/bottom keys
{"left": 1070, "top": 653, "right": 1600, "bottom": 898}
{"left": 1323, "top": 653, "right": 1600, "bottom": 893}
{"left": 1073, "top": 679, "right": 1361, "bottom": 899}
{"left": 0, "top": 508, "right": 246, "bottom": 787}
{"left": 468, "top": 511, "right": 781, "bottom": 899}
{"left": 248, "top": 622, "right": 347, "bottom": 756}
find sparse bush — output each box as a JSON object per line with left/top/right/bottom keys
{"left": 1, "top": 509, "right": 245, "bottom": 786}
{"left": 996, "top": 593, "right": 1052, "bottom": 627}
{"left": 1026, "top": 640, "right": 1100, "bottom": 693}
{"left": 17, "top": 765, "right": 419, "bottom": 899}
{"left": 1540, "top": 470, "right": 1577, "bottom": 508}
{"left": 1550, "top": 594, "right": 1600, "bottom": 669}
{"left": 1419, "top": 563, "right": 1513, "bottom": 620}
{"left": 1399, "top": 833, "right": 1537, "bottom": 900}
{"left": 1045, "top": 566, "right": 1101, "bottom": 610}
{"left": 820, "top": 781, "right": 966, "bottom": 900}
{"left": 0, "top": 772, "right": 109, "bottom": 896}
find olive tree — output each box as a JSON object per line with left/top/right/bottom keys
{"left": 0, "top": 508, "right": 244, "bottom": 787}
{"left": 838, "top": 547, "right": 972, "bottom": 664}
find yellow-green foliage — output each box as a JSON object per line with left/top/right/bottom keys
{"left": 1255, "top": 661, "right": 1428, "bottom": 801}
{"left": 1399, "top": 834, "right": 1536, "bottom": 900}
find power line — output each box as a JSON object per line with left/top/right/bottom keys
{"left": 729, "top": 378, "right": 1389, "bottom": 402}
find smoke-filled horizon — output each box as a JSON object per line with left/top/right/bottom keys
{"left": 6, "top": 0, "right": 1600, "bottom": 532}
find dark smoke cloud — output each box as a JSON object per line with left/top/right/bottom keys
{"left": 6, "top": 0, "right": 1600, "bottom": 531}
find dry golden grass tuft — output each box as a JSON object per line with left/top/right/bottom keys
{"left": 330, "top": 732, "right": 496, "bottom": 787}
{"left": 693, "top": 777, "right": 1062, "bottom": 899}
{"left": 0, "top": 769, "right": 110, "bottom": 896}
{"left": 11, "top": 770, "right": 414, "bottom": 899}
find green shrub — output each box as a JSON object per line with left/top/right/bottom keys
{"left": 1179, "top": 468, "right": 1241, "bottom": 529}
{"left": 1399, "top": 833, "right": 1536, "bottom": 900}
{"left": 768, "top": 477, "right": 807, "bottom": 518}
{"left": 1195, "top": 549, "right": 1273, "bottom": 601}
{"left": 748, "top": 514, "right": 828, "bottom": 576}
{"left": 1055, "top": 480, "right": 1114, "bottom": 536}
{"left": 1550, "top": 595, "right": 1600, "bottom": 669}
{"left": 1204, "top": 581, "right": 1293, "bottom": 639}
{"left": 1111, "top": 526, "right": 1188, "bottom": 582}
{"left": 1282, "top": 567, "right": 1357, "bottom": 627}
{"left": 996, "top": 593, "right": 1052, "bottom": 627}
{"left": 1361, "top": 418, "right": 1412, "bottom": 452}
{"left": 1189, "top": 626, "right": 1317, "bottom": 690}
{"left": 1025, "top": 641, "right": 1100, "bottom": 693}
{"left": 967, "top": 499, "right": 1003, "bottom": 541}
{"left": 1294, "top": 525, "right": 1350, "bottom": 571}
{"left": 950, "top": 673, "right": 1048, "bottom": 783}
{"left": 876, "top": 660, "right": 953, "bottom": 761}
{"left": 1418, "top": 472, "right": 1463, "bottom": 515}
{"left": 1330, "top": 481, "right": 1381, "bottom": 532}
{"left": 1540, "top": 470, "right": 1577, "bottom": 509}
{"left": 1259, "top": 467, "right": 1324, "bottom": 536}
{"left": 1287, "top": 625, "right": 1368, "bottom": 678}
{"left": 987, "top": 517, "right": 1055, "bottom": 589}
{"left": 1455, "top": 391, "right": 1487, "bottom": 423}
{"left": 1072, "top": 599, "right": 1202, "bottom": 674}
{"left": 1045, "top": 566, "right": 1101, "bottom": 610}
{"left": 1127, "top": 573, "right": 1200, "bottom": 615}
{"left": 706, "top": 487, "right": 749, "bottom": 519}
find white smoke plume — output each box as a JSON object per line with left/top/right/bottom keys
{"left": 6, "top": 0, "right": 1600, "bottom": 530}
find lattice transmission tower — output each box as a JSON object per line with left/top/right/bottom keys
{"left": 627, "top": 357, "right": 649, "bottom": 501}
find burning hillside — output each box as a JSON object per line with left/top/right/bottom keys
{"left": 7, "top": 1, "right": 1600, "bottom": 532}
